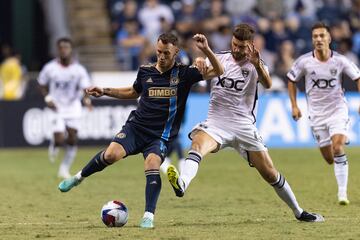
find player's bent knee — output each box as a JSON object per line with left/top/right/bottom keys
{"left": 191, "top": 140, "right": 203, "bottom": 152}
{"left": 144, "top": 154, "right": 161, "bottom": 170}
{"left": 104, "top": 149, "right": 124, "bottom": 163}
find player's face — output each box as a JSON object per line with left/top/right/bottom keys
{"left": 156, "top": 40, "right": 179, "bottom": 70}
{"left": 231, "top": 37, "right": 251, "bottom": 61}
{"left": 57, "top": 41, "right": 72, "bottom": 60}
{"left": 312, "top": 28, "right": 331, "bottom": 51}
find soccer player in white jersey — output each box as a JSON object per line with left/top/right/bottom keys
{"left": 38, "top": 38, "right": 92, "bottom": 178}
{"left": 167, "top": 24, "right": 324, "bottom": 222}
{"left": 287, "top": 22, "right": 360, "bottom": 205}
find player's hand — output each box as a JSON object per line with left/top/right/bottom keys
{"left": 291, "top": 106, "right": 302, "bottom": 121}
{"left": 86, "top": 86, "right": 104, "bottom": 98}
{"left": 46, "top": 101, "right": 57, "bottom": 111}
{"left": 193, "top": 34, "right": 209, "bottom": 52}
{"left": 83, "top": 95, "right": 93, "bottom": 111}
{"left": 44, "top": 95, "right": 57, "bottom": 111}
{"left": 247, "top": 43, "right": 261, "bottom": 67}
{"left": 194, "top": 57, "right": 207, "bottom": 74}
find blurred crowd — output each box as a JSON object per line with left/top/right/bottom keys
{"left": 108, "top": 0, "right": 360, "bottom": 91}
{"left": 1, "top": 0, "right": 360, "bottom": 100}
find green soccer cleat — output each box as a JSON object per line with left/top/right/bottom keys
{"left": 58, "top": 176, "right": 82, "bottom": 192}
{"left": 167, "top": 165, "right": 184, "bottom": 197}
{"left": 139, "top": 217, "right": 154, "bottom": 229}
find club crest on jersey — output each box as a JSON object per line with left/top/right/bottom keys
{"left": 116, "top": 132, "right": 126, "bottom": 139}
{"left": 241, "top": 69, "right": 250, "bottom": 78}
{"left": 330, "top": 68, "right": 337, "bottom": 76}
{"left": 170, "top": 76, "right": 179, "bottom": 85}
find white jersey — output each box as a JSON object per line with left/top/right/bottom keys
{"left": 287, "top": 51, "right": 360, "bottom": 126}
{"left": 206, "top": 51, "right": 268, "bottom": 124}
{"left": 38, "top": 59, "right": 91, "bottom": 118}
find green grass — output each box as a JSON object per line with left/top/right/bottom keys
{"left": 1, "top": 147, "right": 360, "bottom": 239}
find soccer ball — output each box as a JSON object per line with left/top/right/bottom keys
{"left": 101, "top": 200, "right": 128, "bottom": 227}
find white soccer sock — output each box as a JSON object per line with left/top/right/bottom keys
{"left": 271, "top": 173, "right": 303, "bottom": 218}
{"left": 334, "top": 154, "right": 348, "bottom": 199}
{"left": 160, "top": 157, "right": 172, "bottom": 175}
{"left": 180, "top": 151, "right": 202, "bottom": 191}
{"left": 59, "top": 145, "right": 78, "bottom": 174}
{"left": 75, "top": 171, "right": 83, "bottom": 180}
{"left": 178, "top": 158, "right": 185, "bottom": 172}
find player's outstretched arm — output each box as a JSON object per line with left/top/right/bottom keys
{"left": 86, "top": 86, "right": 139, "bottom": 99}
{"left": 288, "top": 80, "right": 302, "bottom": 121}
{"left": 193, "top": 34, "right": 224, "bottom": 80}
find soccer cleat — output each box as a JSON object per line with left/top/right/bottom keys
{"left": 167, "top": 165, "right": 184, "bottom": 197}
{"left": 58, "top": 176, "right": 82, "bottom": 192}
{"left": 296, "top": 211, "right": 325, "bottom": 222}
{"left": 139, "top": 217, "right": 154, "bottom": 229}
{"left": 338, "top": 198, "right": 350, "bottom": 205}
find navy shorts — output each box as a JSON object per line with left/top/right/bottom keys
{"left": 112, "top": 123, "right": 169, "bottom": 161}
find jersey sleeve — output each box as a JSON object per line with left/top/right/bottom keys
{"left": 287, "top": 58, "right": 305, "bottom": 82}
{"left": 342, "top": 57, "right": 360, "bottom": 81}
{"left": 78, "top": 66, "right": 91, "bottom": 89}
{"left": 185, "top": 65, "right": 204, "bottom": 85}
{"left": 132, "top": 68, "right": 143, "bottom": 93}
{"left": 38, "top": 64, "right": 50, "bottom": 86}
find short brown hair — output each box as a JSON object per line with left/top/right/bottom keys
{"left": 233, "top": 24, "right": 255, "bottom": 41}
{"left": 158, "top": 32, "right": 179, "bottom": 46}
{"left": 57, "top": 37, "right": 73, "bottom": 47}
{"left": 311, "top": 22, "right": 330, "bottom": 33}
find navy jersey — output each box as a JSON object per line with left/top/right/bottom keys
{"left": 128, "top": 62, "right": 203, "bottom": 141}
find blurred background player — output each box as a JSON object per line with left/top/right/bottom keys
{"left": 58, "top": 33, "right": 224, "bottom": 229}
{"left": 38, "top": 37, "right": 92, "bottom": 178}
{"left": 287, "top": 22, "right": 360, "bottom": 205}
{"left": 167, "top": 24, "right": 324, "bottom": 222}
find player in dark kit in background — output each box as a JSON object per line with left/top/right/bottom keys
{"left": 58, "top": 32, "right": 224, "bottom": 228}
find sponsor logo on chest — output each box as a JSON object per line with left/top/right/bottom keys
{"left": 148, "top": 87, "right": 177, "bottom": 98}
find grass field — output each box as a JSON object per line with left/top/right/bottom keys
{"left": 1, "top": 147, "right": 360, "bottom": 240}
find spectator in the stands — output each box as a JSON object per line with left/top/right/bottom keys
{"left": 138, "top": 0, "right": 174, "bottom": 44}
{"left": 201, "top": 0, "right": 231, "bottom": 33}
{"left": 116, "top": 18, "right": 148, "bottom": 70}
{"left": 0, "top": 48, "right": 26, "bottom": 100}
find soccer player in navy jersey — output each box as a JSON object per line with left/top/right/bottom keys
{"left": 58, "top": 32, "right": 224, "bottom": 228}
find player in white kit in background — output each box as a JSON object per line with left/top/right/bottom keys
{"left": 38, "top": 38, "right": 92, "bottom": 178}
{"left": 167, "top": 24, "right": 324, "bottom": 222}
{"left": 287, "top": 22, "right": 360, "bottom": 205}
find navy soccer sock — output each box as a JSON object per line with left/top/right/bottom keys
{"left": 144, "top": 169, "right": 162, "bottom": 214}
{"left": 81, "top": 150, "right": 112, "bottom": 177}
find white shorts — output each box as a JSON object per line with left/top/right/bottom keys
{"left": 189, "top": 119, "right": 267, "bottom": 162}
{"left": 52, "top": 115, "right": 81, "bottom": 133}
{"left": 311, "top": 118, "right": 350, "bottom": 147}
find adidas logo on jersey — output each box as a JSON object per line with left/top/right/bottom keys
{"left": 146, "top": 78, "right": 153, "bottom": 83}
